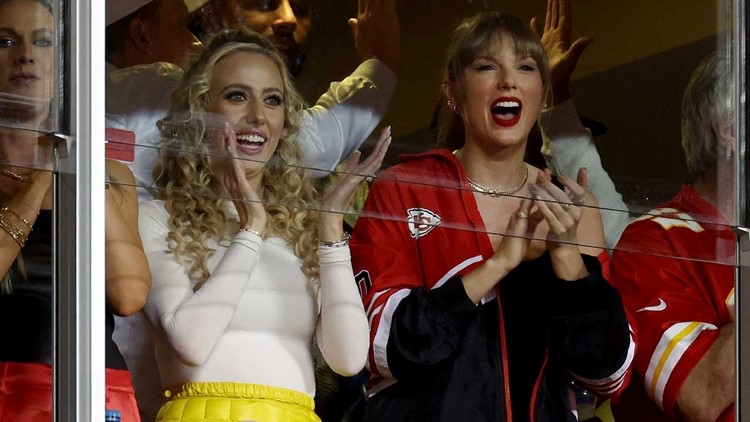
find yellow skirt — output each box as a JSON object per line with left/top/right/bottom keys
{"left": 156, "top": 382, "right": 321, "bottom": 422}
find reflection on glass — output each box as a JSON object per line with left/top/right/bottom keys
{"left": 0, "top": 0, "right": 55, "bottom": 420}
{"left": 0, "top": 0, "right": 55, "bottom": 134}
{"left": 608, "top": 51, "right": 737, "bottom": 421}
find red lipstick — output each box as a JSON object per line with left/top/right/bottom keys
{"left": 490, "top": 96, "right": 522, "bottom": 128}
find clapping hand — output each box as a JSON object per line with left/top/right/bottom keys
{"left": 319, "top": 126, "right": 391, "bottom": 242}
{"left": 222, "top": 122, "right": 267, "bottom": 233}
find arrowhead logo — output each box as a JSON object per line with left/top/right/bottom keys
{"left": 407, "top": 208, "right": 441, "bottom": 239}
{"left": 636, "top": 298, "right": 667, "bottom": 313}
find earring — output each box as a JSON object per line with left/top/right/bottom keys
{"left": 447, "top": 100, "right": 457, "bottom": 113}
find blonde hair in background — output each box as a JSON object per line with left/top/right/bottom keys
{"left": 153, "top": 27, "right": 320, "bottom": 288}
{"left": 680, "top": 51, "right": 734, "bottom": 177}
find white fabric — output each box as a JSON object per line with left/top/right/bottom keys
{"left": 539, "top": 99, "right": 631, "bottom": 250}
{"left": 105, "top": 59, "right": 397, "bottom": 201}
{"left": 139, "top": 200, "right": 369, "bottom": 395}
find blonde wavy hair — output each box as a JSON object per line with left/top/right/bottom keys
{"left": 153, "top": 28, "right": 320, "bottom": 287}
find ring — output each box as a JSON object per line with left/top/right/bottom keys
{"left": 573, "top": 193, "right": 587, "bottom": 205}
{"left": 562, "top": 203, "right": 572, "bottom": 211}
{"left": 517, "top": 211, "right": 528, "bottom": 219}
{"left": 366, "top": 174, "right": 376, "bottom": 183}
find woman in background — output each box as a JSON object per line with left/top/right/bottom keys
{"left": 0, "top": 0, "right": 149, "bottom": 419}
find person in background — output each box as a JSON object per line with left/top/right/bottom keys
{"left": 141, "top": 28, "right": 387, "bottom": 421}
{"left": 609, "top": 52, "right": 736, "bottom": 422}
{"left": 0, "top": 1, "right": 150, "bottom": 420}
{"left": 351, "top": 11, "right": 633, "bottom": 421}
{"left": 532, "top": 0, "right": 630, "bottom": 251}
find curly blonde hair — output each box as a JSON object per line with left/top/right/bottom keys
{"left": 153, "top": 28, "right": 319, "bottom": 287}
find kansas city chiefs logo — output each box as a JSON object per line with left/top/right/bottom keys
{"left": 407, "top": 208, "right": 441, "bottom": 239}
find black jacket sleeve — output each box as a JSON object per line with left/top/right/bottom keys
{"left": 386, "top": 278, "right": 478, "bottom": 381}
{"left": 546, "top": 254, "right": 631, "bottom": 380}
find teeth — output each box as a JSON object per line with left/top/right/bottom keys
{"left": 493, "top": 100, "right": 520, "bottom": 108}
{"left": 237, "top": 134, "right": 266, "bottom": 144}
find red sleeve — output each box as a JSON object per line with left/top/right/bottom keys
{"left": 350, "top": 176, "right": 424, "bottom": 379}
{"left": 610, "top": 222, "right": 720, "bottom": 418}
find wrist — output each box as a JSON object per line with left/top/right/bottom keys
{"left": 549, "top": 246, "right": 587, "bottom": 281}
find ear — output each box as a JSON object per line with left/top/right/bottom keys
{"left": 127, "top": 16, "right": 153, "bottom": 55}
{"left": 441, "top": 79, "right": 458, "bottom": 107}
{"left": 714, "top": 117, "right": 736, "bottom": 156}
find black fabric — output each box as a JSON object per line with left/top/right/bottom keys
{"left": 0, "top": 211, "right": 127, "bottom": 370}
{"left": 366, "top": 252, "right": 629, "bottom": 422}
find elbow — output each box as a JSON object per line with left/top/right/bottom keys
{"left": 329, "top": 352, "right": 367, "bottom": 377}
{"left": 676, "top": 400, "right": 731, "bottom": 422}
{"left": 326, "top": 333, "right": 369, "bottom": 377}
{"left": 166, "top": 335, "right": 211, "bottom": 367}
{"left": 108, "top": 280, "right": 151, "bottom": 317}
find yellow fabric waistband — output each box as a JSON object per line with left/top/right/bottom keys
{"left": 164, "top": 382, "right": 315, "bottom": 410}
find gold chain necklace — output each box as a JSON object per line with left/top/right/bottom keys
{"left": 1, "top": 168, "right": 29, "bottom": 182}
{"left": 467, "top": 164, "right": 528, "bottom": 197}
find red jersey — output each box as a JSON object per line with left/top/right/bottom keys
{"left": 610, "top": 185, "right": 735, "bottom": 421}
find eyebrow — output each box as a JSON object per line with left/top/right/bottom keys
{"left": 221, "top": 83, "right": 283, "bottom": 95}
{"left": 0, "top": 27, "right": 53, "bottom": 37}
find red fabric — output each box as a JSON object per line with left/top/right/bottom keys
{"left": 0, "top": 362, "right": 52, "bottom": 422}
{"left": 0, "top": 362, "right": 140, "bottom": 422}
{"left": 610, "top": 185, "right": 735, "bottom": 420}
{"left": 106, "top": 368, "right": 141, "bottom": 422}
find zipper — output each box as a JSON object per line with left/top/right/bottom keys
{"left": 496, "top": 285, "right": 512, "bottom": 422}
{"left": 529, "top": 346, "right": 549, "bottom": 422}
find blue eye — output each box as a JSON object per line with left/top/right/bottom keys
{"left": 225, "top": 91, "right": 247, "bottom": 102}
{"left": 34, "top": 38, "right": 52, "bottom": 47}
{"left": 265, "top": 94, "right": 283, "bottom": 106}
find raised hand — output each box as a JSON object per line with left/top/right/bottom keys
{"left": 530, "top": 169, "right": 588, "bottom": 280}
{"left": 348, "top": 0, "right": 400, "bottom": 72}
{"left": 530, "top": 0, "right": 592, "bottom": 105}
{"left": 319, "top": 126, "right": 391, "bottom": 242}
{"left": 222, "top": 123, "right": 267, "bottom": 234}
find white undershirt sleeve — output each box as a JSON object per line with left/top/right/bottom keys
{"left": 315, "top": 245, "right": 370, "bottom": 377}
{"left": 140, "top": 201, "right": 264, "bottom": 366}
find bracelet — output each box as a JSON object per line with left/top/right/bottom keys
{"left": 239, "top": 227, "right": 263, "bottom": 238}
{"left": 1, "top": 206, "right": 32, "bottom": 230}
{"left": 319, "top": 232, "right": 351, "bottom": 248}
{"left": 0, "top": 214, "right": 27, "bottom": 247}
{"left": 10, "top": 199, "right": 39, "bottom": 216}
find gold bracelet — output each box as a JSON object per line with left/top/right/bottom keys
{"left": 319, "top": 232, "right": 351, "bottom": 248}
{"left": 0, "top": 214, "right": 26, "bottom": 238}
{"left": 239, "top": 227, "right": 263, "bottom": 238}
{"left": 0, "top": 217, "right": 26, "bottom": 248}
{"left": 10, "top": 199, "right": 39, "bottom": 216}
{"left": 1, "top": 206, "right": 32, "bottom": 230}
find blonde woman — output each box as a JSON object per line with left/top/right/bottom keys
{"left": 141, "top": 28, "right": 386, "bottom": 422}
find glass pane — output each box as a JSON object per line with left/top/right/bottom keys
{"left": 104, "top": 0, "right": 743, "bottom": 421}
{"left": 0, "top": 0, "right": 59, "bottom": 419}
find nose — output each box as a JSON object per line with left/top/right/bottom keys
{"left": 245, "top": 100, "right": 267, "bottom": 126}
{"left": 271, "top": 0, "right": 298, "bottom": 36}
{"left": 498, "top": 68, "right": 517, "bottom": 91}
{"left": 15, "top": 39, "right": 35, "bottom": 65}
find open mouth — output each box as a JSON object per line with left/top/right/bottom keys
{"left": 235, "top": 131, "right": 268, "bottom": 156}
{"left": 490, "top": 97, "right": 522, "bottom": 127}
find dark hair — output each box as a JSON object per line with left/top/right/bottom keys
{"left": 105, "top": 0, "right": 160, "bottom": 61}
{"left": 436, "top": 12, "right": 550, "bottom": 150}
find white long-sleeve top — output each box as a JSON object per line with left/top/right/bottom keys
{"left": 139, "top": 200, "right": 369, "bottom": 396}
{"left": 106, "top": 59, "right": 397, "bottom": 201}
{"left": 539, "top": 99, "right": 631, "bottom": 250}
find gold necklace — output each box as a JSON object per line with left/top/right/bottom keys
{"left": 467, "top": 164, "right": 528, "bottom": 197}
{"left": 1, "top": 168, "right": 29, "bottom": 182}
